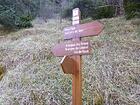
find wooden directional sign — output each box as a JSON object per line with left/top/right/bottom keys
{"left": 52, "top": 41, "right": 91, "bottom": 57}
{"left": 51, "top": 8, "right": 104, "bottom": 105}
{"left": 64, "top": 21, "right": 104, "bottom": 39}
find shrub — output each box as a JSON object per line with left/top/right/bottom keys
{"left": 62, "top": 7, "right": 72, "bottom": 19}
{"left": 0, "top": 0, "right": 40, "bottom": 29}
{"left": 18, "top": 14, "right": 33, "bottom": 28}
{"left": 93, "top": 6, "right": 115, "bottom": 19}
{"left": 124, "top": 0, "right": 140, "bottom": 19}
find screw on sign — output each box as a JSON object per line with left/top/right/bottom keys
{"left": 51, "top": 8, "right": 104, "bottom": 105}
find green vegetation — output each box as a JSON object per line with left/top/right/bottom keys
{"left": 0, "top": 0, "right": 40, "bottom": 29}
{"left": 124, "top": 0, "right": 140, "bottom": 19}
{"left": 72, "top": 0, "right": 95, "bottom": 19}
{"left": 62, "top": 0, "right": 116, "bottom": 20}
{"left": 93, "top": 6, "right": 115, "bottom": 19}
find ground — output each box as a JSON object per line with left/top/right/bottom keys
{"left": 0, "top": 17, "right": 140, "bottom": 105}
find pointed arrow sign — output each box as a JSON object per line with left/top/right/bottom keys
{"left": 52, "top": 41, "right": 91, "bottom": 57}
{"left": 64, "top": 21, "right": 104, "bottom": 40}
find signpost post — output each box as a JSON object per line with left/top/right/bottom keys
{"left": 52, "top": 8, "right": 104, "bottom": 105}
{"left": 71, "top": 8, "right": 82, "bottom": 105}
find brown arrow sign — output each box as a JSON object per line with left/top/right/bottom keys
{"left": 52, "top": 41, "right": 91, "bottom": 57}
{"left": 64, "top": 21, "right": 104, "bottom": 40}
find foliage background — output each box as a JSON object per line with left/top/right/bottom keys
{"left": 0, "top": 0, "right": 139, "bottom": 29}
{"left": 0, "top": 0, "right": 40, "bottom": 28}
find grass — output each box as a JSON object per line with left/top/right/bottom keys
{"left": 0, "top": 17, "right": 140, "bottom": 105}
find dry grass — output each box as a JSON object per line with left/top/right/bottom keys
{"left": 0, "top": 17, "right": 140, "bottom": 105}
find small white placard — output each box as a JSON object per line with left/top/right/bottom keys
{"left": 73, "top": 8, "right": 79, "bottom": 17}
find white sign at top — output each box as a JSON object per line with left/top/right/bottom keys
{"left": 73, "top": 8, "right": 80, "bottom": 17}
{"left": 72, "top": 8, "right": 80, "bottom": 25}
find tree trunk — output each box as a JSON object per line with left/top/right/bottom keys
{"left": 119, "top": 0, "right": 125, "bottom": 16}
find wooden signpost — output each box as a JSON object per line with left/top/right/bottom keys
{"left": 52, "top": 8, "right": 103, "bottom": 105}
{"left": 71, "top": 8, "right": 82, "bottom": 105}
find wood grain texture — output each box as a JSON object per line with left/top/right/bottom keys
{"left": 72, "top": 8, "right": 82, "bottom": 105}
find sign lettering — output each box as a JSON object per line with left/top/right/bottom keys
{"left": 64, "top": 21, "right": 104, "bottom": 39}
{"left": 52, "top": 41, "right": 91, "bottom": 57}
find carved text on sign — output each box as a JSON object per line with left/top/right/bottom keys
{"left": 65, "top": 42, "right": 89, "bottom": 54}
{"left": 64, "top": 21, "right": 104, "bottom": 39}
{"left": 52, "top": 41, "right": 91, "bottom": 57}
